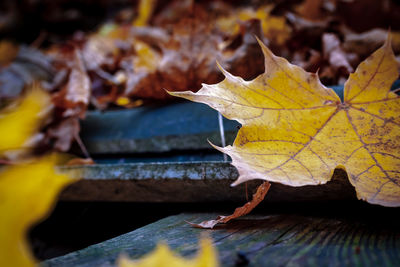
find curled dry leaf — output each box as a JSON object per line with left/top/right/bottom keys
{"left": 189, "top": 181, "right": 270, "bottom": 229}
{"left": 172, "top": 37, "right": 400, "bottom": 207}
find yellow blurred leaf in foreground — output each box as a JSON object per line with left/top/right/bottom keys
{"left": 118, "top": 238, "right": 219, "bottom": 267}
{"left": 0, "top": 156, "right": 76, "bottom": 267}
{"left": 0, "top": 87, "right": 50, "bottom": 154}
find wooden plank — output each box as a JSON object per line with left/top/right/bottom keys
{"left": 80, "top": 101, "right": 239, "bottom": 154}
{"left": 42, "top": 212, "right": 400, "bottom": 267}
{"left": 60, "top": 162, "right": 357, "bottom": 202}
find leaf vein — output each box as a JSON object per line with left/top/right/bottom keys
{"left": 345, "top": 110, "right": 399, "bottom": 186}
{"left": 265, "top": 109, "right": 339, "bottom": 177}
{"left": 346, "top": 49, "right": 386, "bottom": 102}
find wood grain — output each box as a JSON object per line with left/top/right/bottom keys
{"left": 60, "top": 162, "right": 357, "bottom": 202}
{"left": 42, "top": 212, "right": 400, "bottom": 267}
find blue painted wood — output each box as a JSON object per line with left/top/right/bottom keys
{"left": 93, "top": 152, "right": 226, "bottom": 164}
{"left": 80, "top": 101, "right": 239, "bottom": 154}
{"left": 82, "top": 101, "right": 238, "bottom": 140}
{"left": 331, "top": 85, "right": 344, "bottom": 101}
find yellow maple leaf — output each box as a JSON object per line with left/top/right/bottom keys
{"left": 171, "top": 37, "right": 400, "bottom": 207}
{"left": 0, "top": 156, "right": 76, "bottom": 267}
{"left": 118, "top": 238, "right": 218, "bottom": 267}
{"left": 0, "top": 86, "right": 50, "bottom": 154}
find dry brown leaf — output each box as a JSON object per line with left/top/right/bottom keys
{"left": 222, "top": 19, "right": 266, "bottom": 80}
{"left": 125, "top": 13, "right": 270, "bottom": 99}
{"left": 296, "top": 0, "right": 323, "bottom": 21}
{"left": 343, "top": 28, "right": 400, "bottom": 56}
{"left": 125, "top": 12, "right": 224, "bottom": 99}
{"left": 0, "top": 40, "right": 18, "bottom": 66}
{"left": 82, "top": 35, "right": 119, "bottom": 71}
{"left": 292, "top": 49, "right": 322, "bottom": 73}
{"left": 189, "top": 181, "right": 270, "bottom": 229}
{"left": 322, "top": 33, "right": 353, "bottom": 76}
{"left": 153, "top": 0, "right": 194, "bottom": 26}
{"left": 52, "top": 50, "right": 90, "bottom": 118}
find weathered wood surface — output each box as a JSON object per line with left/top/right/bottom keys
{"left": 60, "top": 162, "right": 357, "bottom": 202}
{"left": 42, "top": 212, "right": 400, "bottom": 267}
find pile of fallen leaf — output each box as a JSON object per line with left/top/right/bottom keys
{"left": 0, "top": 0, "right": 400, "bottom": 156}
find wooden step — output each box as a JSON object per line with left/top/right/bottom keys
{"left": 60, "top": 162, "right": 357, "bottom": 202}
{"left": 42, "top": 212, "right": 400, "bottom": 267}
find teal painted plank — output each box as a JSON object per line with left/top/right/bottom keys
{"left": 80, "top": 101, "right": 239, "bottom": 154}
{"left": 42, "top": 212, "right": 400, "bottom": 267}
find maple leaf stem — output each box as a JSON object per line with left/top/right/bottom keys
{"left": 218, "top": 112, "right": 228, "bottom": 162}
{"left": 74, "top": 132, "right": 90, "bottom": 159}
{"left": 188, "top": 181, "right": 271, "bottom": 229}
{"left": 0, "top": 159, "right": 13, "bottom": 165}
{"left": 392, "top": 87, "right": 400, "bottom": 94}
{"left": 245, "top": 182, "right": 249, "bottom": 201}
